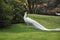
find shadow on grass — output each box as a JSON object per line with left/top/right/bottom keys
{"left": 0, "top": 23, "right": 60, "bottom": 33}
{"left": 0, "top": 23, "right": 41, "bottom": 33}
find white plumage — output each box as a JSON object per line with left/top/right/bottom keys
{"left": 23, "top": 12, "right": 60, "bottom": 31}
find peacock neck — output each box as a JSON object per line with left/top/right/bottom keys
{"left": 24, "top": 12, "right": 27, "bottom": 18}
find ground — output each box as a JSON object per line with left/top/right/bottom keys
{"left": 0, "top": 14, "right": 60, "bottom": 40}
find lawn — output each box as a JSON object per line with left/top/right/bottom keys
{"left": 0, "top": 14, "right": 60, "bottom": 40}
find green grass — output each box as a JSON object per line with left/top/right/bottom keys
{"left": 0, "top": 14, "right": 60, "bottom": 40}
{"left": 29, "top": 14, "right": 60, "bottom": 28}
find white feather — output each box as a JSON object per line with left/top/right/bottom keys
{"left": 23, "top": 12, "right": 60, "bottom": 31}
